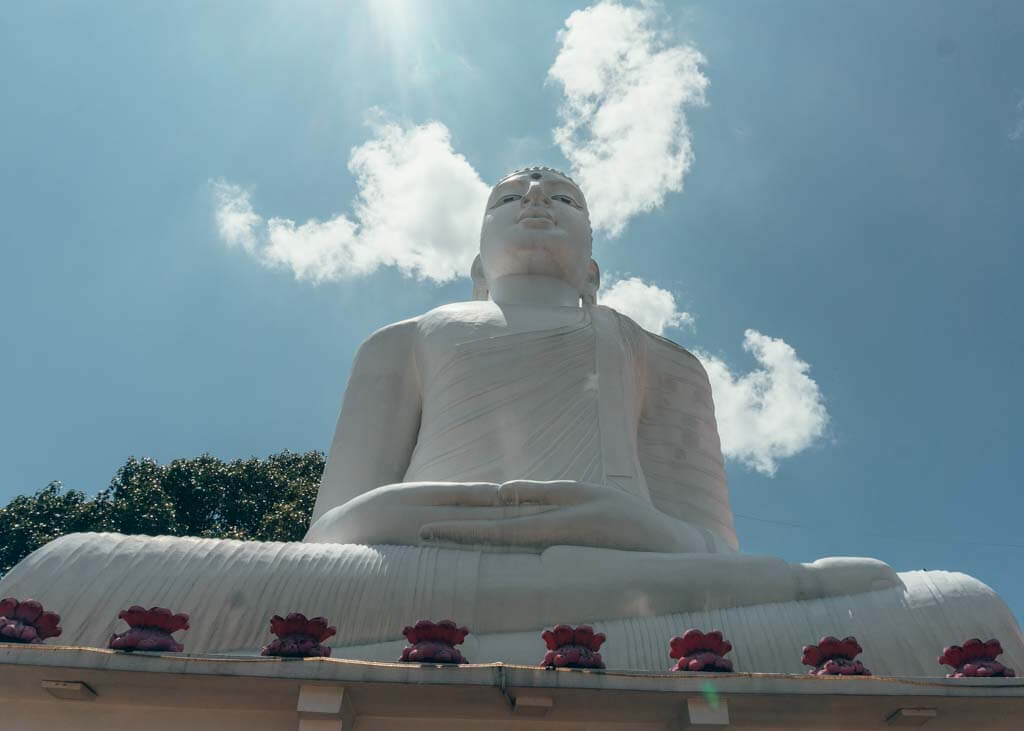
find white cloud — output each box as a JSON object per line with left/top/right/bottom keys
{"left": 599, "top": 277, "right": 693, "bottom": 334}
{"left": 211, "top": 118, "right": 489, "bottom": 283}
{"left": 211, "top": 181, "right": 261, "bottom": 253}
{"left": 548, "top": 1, "right": 708, "bottom": 237}
{"left": 698, "top": 330, "right": 829, "bottom": 476}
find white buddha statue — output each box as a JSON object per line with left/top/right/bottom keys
{"left": 3, "top": 167, "right": 1021, "bottom": 675}
{"left": 306, "top": 166, "right": 735, "bottom": 556}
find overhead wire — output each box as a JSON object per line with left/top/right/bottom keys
{"left": 733, "top": 512, "right": 1024, "bottom": 550}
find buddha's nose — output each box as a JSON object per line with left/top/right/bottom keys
{"left": 523, "top": 181, "right": 550, "bottom": 206}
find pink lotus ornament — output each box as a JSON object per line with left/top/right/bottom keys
{"left": 0, "top": 598, "right": 62, "bottom": 645}
{"left": 400, "top": 619, "right": 470, "bottom": 664}
{"left": 802, "top": 636, "right": 871, "bottom": 676}
{"left": 540, "top": 624, "right": 607, "bottom": 669}
{"left": 669, "top": 629, "right": 734, "bottom": 672}
{"left": 939, "top": 638, "right": 1016, "bottom": 678}
{"left": 261, "top": 613, "right": 337, "bottom": 658}
{"left": 108, "top": 606, "right": 190, "bottom": 652}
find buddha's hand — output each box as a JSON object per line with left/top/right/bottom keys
{"left": 420, "top": 480, "right": 712, "bottom": 554}
{"left": 305, "top": 481, "right": 508, "bottom": 546}
{"left": 304, "top": 480, "right": 711, "bottom": 554}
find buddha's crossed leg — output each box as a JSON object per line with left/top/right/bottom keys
{"left": 305, "top": 480, "right": 712, "bottom": 554}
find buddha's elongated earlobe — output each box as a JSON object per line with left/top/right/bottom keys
{"left": 471, "top": 254, "right": 489, "bottom": 301}
{"left": 582, "top": 259, "right": 600, "bottom": 305}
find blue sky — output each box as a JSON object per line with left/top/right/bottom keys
{"left": 3, "top": 1, "right": 1023, "bottom": 623}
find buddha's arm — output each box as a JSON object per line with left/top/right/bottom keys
{"left": 309, "top": 320, "right": 422, "bottom": 525}
{"left": 637, "top": 333, "right": 739, "bottom": 552}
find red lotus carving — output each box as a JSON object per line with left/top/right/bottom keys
{"left": 669, "top": 628, "right": 734, "bottom": 672}
{"left": 400, "top": 619, "right": 470, "bottom": 664}
{"left": 0, "top": 598, "right": 62, "bottom": 644}
{"left": 939, "top": 638, "right": 1016, "bottom": 678}
{"left": 802, "top": 635, "right": 870, "bottom": 676}
{"left": 540, "top": 624, "right": 606, "bottom": 669}
{"left": 261, "top": 613, "right": 337, "bottom": 658}
{"left": 108, "top": 606, "right": 190, "bottom": 652}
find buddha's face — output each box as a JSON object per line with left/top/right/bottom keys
{"left": 479, "top": 170, "right": 593, "bottom": 294}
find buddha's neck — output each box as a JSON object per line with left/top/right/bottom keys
{"left": 488, "top": 275, "right": 581, "bottom": 307}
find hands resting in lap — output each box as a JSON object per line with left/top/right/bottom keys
{"left": 304, "top": 480, "right": 713, "bottom": 554}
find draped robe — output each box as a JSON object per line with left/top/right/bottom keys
{"left": 398, "top": 304, "right": 736, "bottom": 551}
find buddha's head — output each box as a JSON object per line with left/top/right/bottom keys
{"left": 472, "top": 166, "right": 599, "bottom": 304}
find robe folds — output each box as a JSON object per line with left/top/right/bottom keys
{"left": 404, "top": 305, "right": 737, "bottom": 551}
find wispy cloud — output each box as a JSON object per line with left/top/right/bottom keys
{"left": 211, "top": 116, "right": 489, "bottom": 283}
{"left": 599, "top": 276, "right": 693, "bottom": 334}
{"left": 212, "top": 182, "right": 261, "bottom": 254}
{"left": 1010, "top": 97, "right": 1024, "bottom": 141}
{"left": 698, "top": 331, "right": 829, "bottom": 476}
{"left": 548, "top": 0, "right": 708, "bottom": 237}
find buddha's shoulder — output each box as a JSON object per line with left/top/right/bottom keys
{"left": 593, "top": 305, "right": 712, "bottom": 378}
{"left": 416, "top": 300, "right": 502, "bottom": 330}
{"left": 644, "top": 329, "right": 703, "bottom": 369}
{"left": 357, "top": 302, "right": 500, "bottom": 350}
{"left": 593, "top": 305, "right": 704, "bottom": 369}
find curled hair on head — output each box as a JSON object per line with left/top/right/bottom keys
{"left": 496, "top": 165, "right": 581, "bottom": 190}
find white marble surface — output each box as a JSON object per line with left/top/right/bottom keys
{"left": 3, "top": 532, "right": 1022, "bottom": 677}
{"left": 308, "top": 302, "right": 735, "bottom": 553}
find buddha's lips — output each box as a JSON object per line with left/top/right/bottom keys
{"left": 518, "top": 208, "right": 555, "bottom": 224}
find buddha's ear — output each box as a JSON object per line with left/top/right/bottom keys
{"left": 471, "top": 254, "right": 489, "bottom": 301}
{"left": 582, "top": 259, "right": 600, "bottom": 305}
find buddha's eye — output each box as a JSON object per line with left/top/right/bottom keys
{"left": 491, "top": 194, "right": 522, "bottom": 208}
{"left": 552, "top": 194, "right": 579, "bottom": 208}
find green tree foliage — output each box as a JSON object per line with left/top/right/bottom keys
{"left": 0, "top": 450, "right": 324, "bottom": 576}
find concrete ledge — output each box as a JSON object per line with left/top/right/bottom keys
{"left": 3, "top": 644, "right": 1024, "bottom": 730}
{"left": 2, "top": 644, "right": 1023, "bottom": 697}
